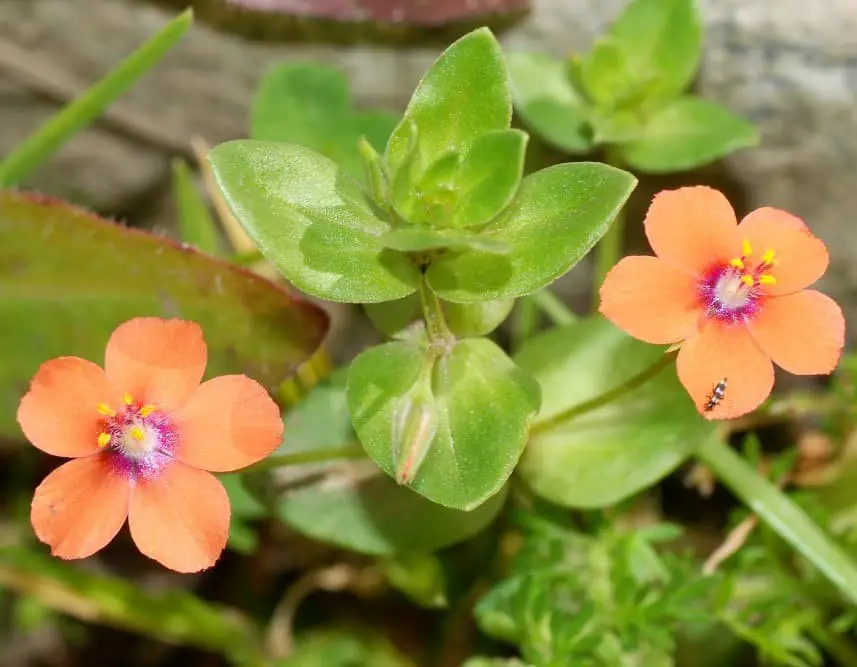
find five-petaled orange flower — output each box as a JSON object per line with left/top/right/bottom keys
{"left": 17, "top": 318, "right": 283, "bottom": 573}
{"left": 600, "top": 186, "right": 845, "bottom": 420}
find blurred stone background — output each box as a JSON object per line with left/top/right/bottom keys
{"left": 2, "top": 0, "right": 856, "bottom": 333}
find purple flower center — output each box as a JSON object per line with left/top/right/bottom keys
{"left": 698, "top": 264, "right": 763, "bottom": 323}
{"left": 99, "top": 402, "right": 177, "bottom": 481}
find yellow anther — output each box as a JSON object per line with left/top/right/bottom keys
{"left": 741, "top": 275, "right": 755, "bottom": 287}
{"left": 729, "top": 258, "right": 745, "bottom": 270}
{"left": 761, "top": 249, "right": 776, "bottom": 265}
{"left": 97, "top": 432, "right": 111, "bottom": 448}
{"left": 123, "top": 392, "right": 134, "bottom": 405}
{"left": 96, "top": 403, "right": 115, "bottom": 417}
{"left": 129, "top": 426, "right": 145, "bottom": 442}
{"left": 140, "top": 405, "right": 156, "bottom": 418}
{"left": 742, "top": 239, "right": 753, "bottom": 257}
{"left": 759, "top": 274, "right": 777, "bottom": 286}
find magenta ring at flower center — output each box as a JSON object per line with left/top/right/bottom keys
{"left": 698, "top": 263, "right": 762, "bottom": 324}
{"left": 102, "top": 406, "right": 178, "bottom": 480}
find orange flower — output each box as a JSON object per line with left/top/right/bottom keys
{"left": 17, "top": 318, "right": 283, "bottom": 572}
{"left": 599, "top": 186, "right": 845, "bottom": 420}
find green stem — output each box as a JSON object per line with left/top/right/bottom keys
{"left": 531, "top": 352, "right": 674, "bottom": 434}
{"left": 810, "top": 626, "right": 857, "bottom": 667}
{"left": 530, "top": 288, "right": 578, "bottom": 326}
{"left": 592, "top": 204, "right": 626, "bottom": 308}
{"left": 511, "top": 296, "right": 540, "bottom": 350}
{"left": 0, "top": 11, "right": 192, "bottom": 187}
{"left": 697, "top": 436, "right": 857, "bottom": 605}
{"left": 245, "top": 445, "right": 366, "bottom": 473}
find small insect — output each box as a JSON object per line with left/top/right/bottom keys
{"left": 704, "top": 378, "right": 728, "bottom": 412}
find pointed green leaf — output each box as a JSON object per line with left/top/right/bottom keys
{"left": 381, "top": 553, "right": 448, "bottom": 609}
{"left": 274, "top": 375, "right": 506, "bottom": 554}
{"left": 579, "top": 38, "right": 632, "bottom": 106}
{"left": 514, "top": 318, "right": 715, "bottom": 508}
{"left": 451, "top": 129, "right": 528, "bottom": 227}
{"left": 347, "top": 339, "right": 540, "bottom": 510}
{"left": 607, "top": 0, "right": 702, "bottom": 102}
{"left": 507, "top": 51, "right": 592, "bottom": 154}
{"left": 386, "top": 28, "right": 511, "bottom": 177}
{"left": 426, "top": 163, "right": 636, "bottom": 303}
{"left": 208, "top": 140, "right": 420, "bottom": 303}
{"left": 617, "top": 96, "right": 759, "bottom": 173}
{"left": 251, "top": 62, "right": 398, "bottom": 181}
{"left": 0, "top": 192, "right": 328, "bottom": 438}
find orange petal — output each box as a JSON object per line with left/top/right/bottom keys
{"left": 128, "top": 462, "right": 229, "bottom": 573}
{"left": 645, "top": 186, "right": 740, "bottom": 276}
{"left": 748, "top": 290, "right": 845, "bottom": 375}
{"left": 18, "top": 357, "right": 120, "bottom": 458}
{"left": 738, "top": 207, "right": 829, "bottom": 295}
{"left": 174, "top": 375, "right": 283, "bottom": 473}
{"left": 31, "top": 454, "right": 129, "bottom": 560}
{"left": 677, "top": 322, "right": 774, "bottom": 420}
{"left": 599, "top": 256, "right": 703, "bottom": 344}
{"left": 105, "top": 318, "right": 207, "bottom": 411}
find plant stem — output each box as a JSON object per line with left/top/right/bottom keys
{"left": 0, "top": 10, "right": 192, "bottom": 187}
{"left": 530, "top": 288, "right": 578, "bottom": 326}
{"left": 697, "top": 436, "right": 857, "bottom": 605}
{"left": 245, "top": 445, "right": 366, "bottom": 473}
{"left": 511, "top": 296, "right": 540, "bottom": 351}
{"left": 531, "top": 351, "right": 675, "bottom": 434}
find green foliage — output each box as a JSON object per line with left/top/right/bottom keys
{"left": 508, "top": 0, "right": 758, "bottom": 172}
{"left": 208, "top": 140, "right": 421, "bottom": 303}
{"left": 251, "top": 62, "right": 397, "bottom": 182}
{"left": 364, "top": 295, "right": 515, "bottom": 339}
{"left": 0, "top": 11, "right": 193, "bottom": 187}
{"left": 515, "top": 318, "right": 715, "bottom": 508}
{"left": 0, "top": 191, "right": 328, "bottom": 437}
{"left": 380, "top": 552, "right": 448, "bottom": 608}
{"left": 220, "top": 473, "right": 266, "bottom": 554}
{"left": 474, "top": 510, "right": 717, "bottom": 666}
{"left": 347, "top": 338, "right": 540, "bottom": 510}
{"left": 273, "top": 373, "right": 507, "bottom": 554}
{"left": 426, "top": 163, "right": 636, "bottom": 303}
{"left": 617, "top": 97, "right": 760, "bottom": 173}
{"left": 276, "top": 630, "right": 413, "bottom": 666}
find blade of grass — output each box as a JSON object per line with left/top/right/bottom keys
{"left": 698, "top": 435, "right": 857, "bottom": 605}
{"left": 0, "top": 9, "right": 193, "bottom": 187}
{"left": 172, "top": 158, "right": 222, "bottom": 255}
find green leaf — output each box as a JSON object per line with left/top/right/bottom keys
{"left": 0, "top": 548, "right": 261, "bottom": 663}
{"left": 515, "top": 318, "right": 715, "bottom": 508}
{"left": 386, "top": 28, "right": 511, "bottom": 177}
{"left": 0, "top": 10, "right": 192, "bottom": 187}
{"left": 379, "top": 227, "right": 510, "bottom": 255}
{"left": 579, "top": 38, "right": 632, "bottom": 106}
{"left": 172, "top": 158, "right": 222, "bottom": 256}
{"left": 451, "top": 129, "right": 528, "bottom": 227}
{"left": 347, "top": 339, "right": 540, "bottom": 510}
{"left": 208, "top": 140, "right": 421, "bottom": 303}
{"left": 364, "top": 295, "right": 514, "bottom": 339}
{"left": 427, "top": 163, "right": 636, "bottom": 303}
{"left": 617, "top": 97, "right": 759, "bottom": 173}
{"left": 251, "top": 62, "right": 398, "bottom": 181}
{"left": 607, "top": 0, "right": 702, "bottom": 102}
{"left": 274, "top": 375, "right": 507, "bottom": 554}
{"left": 380, "top": 552, "right": 448, "bottom": 608}
{"left": 0, "top": 192, "right": 328, "bottom": 438}
{"left": 507, "top": 51, "right": 592, "bottom": 154}
{"left": 277, "top": 630, "right": 413, "bottom": 667}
